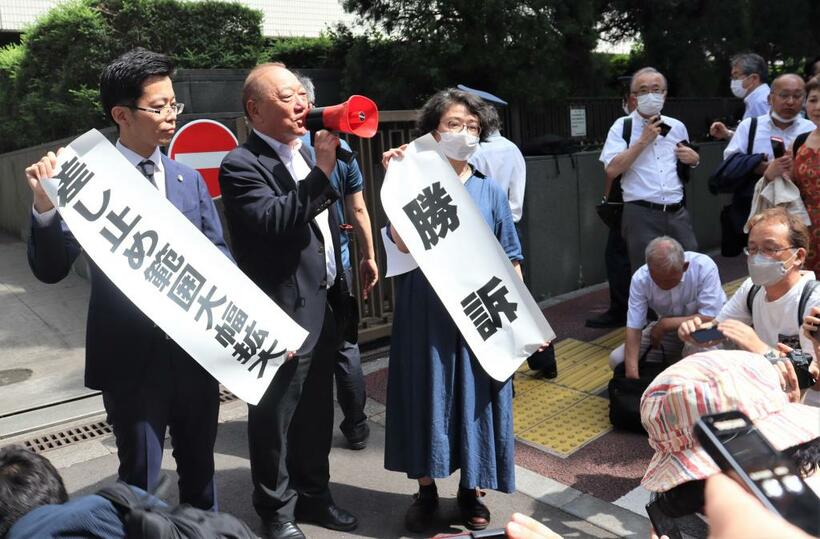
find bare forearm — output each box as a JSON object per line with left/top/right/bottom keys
{"left": 347, "top": 196, "right": 375, "bottom": 260}
{"left": 624, "top": 328, "right": 642, "bottom": 376}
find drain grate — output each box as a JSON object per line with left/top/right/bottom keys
{"left": 11, "top": 387, "right": 240, "bottom": 455}
{"left": 23, "top": 421, "right": 113, "bottom": 454}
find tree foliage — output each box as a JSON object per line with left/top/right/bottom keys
{"left": 338, "top": 0, "right": 606, "bottom": 108}
{"left": 0, "top": 0, "right": 266, "bottom": 153}
{"left": 599, "top": 0, "right": 820, "bottom": 96}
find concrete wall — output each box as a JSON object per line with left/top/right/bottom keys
{"left": 519, "top": 142, "right": 730, "bottom": 302}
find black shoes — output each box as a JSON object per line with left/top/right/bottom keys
{"left": 294, "top": 501, "right": 358, "bottom": 532}
{"left": 585, "top": 311, "right": 626, "bottom": 329}
{"left": 345, "top": 423, "right": 370, "bottom": 450}
{"left": 457, "top": 486, "right": 491, "bottom": 531}
{"left": 261, "top": 521, "right": 305, "bottom": 539}
{"left": 404, "top": 483, "right": 439, "bottom": 533}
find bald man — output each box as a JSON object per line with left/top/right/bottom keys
{"left": 219, "top": 63, "right": 357, "bottom": 539}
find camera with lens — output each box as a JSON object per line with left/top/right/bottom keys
{"left": 786, "top": 350, "right": 816, "bottom": 390}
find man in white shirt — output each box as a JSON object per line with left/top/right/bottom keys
{"left": 679, "top": 209, "right": 820, "bottom": 395}
{"left": 600, "top": 67, "right": 701, "bottom": 271}
{"left": 610, "top": 237, "right": 726, "bottom": 379}
{"left": 724, "top": 74, "right": 814, "bottom": 164}
{"left": 710, "top": 53, "right": 771, "bottom": 140}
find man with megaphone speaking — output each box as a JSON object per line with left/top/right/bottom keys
{"left": 218, "top": 63, "right": 357, "bottom": 539}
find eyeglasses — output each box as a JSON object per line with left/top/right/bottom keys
{"left": 743, "top": 245, "right": 795, "bottom": 257}
{"left": 441, "top": 119, "right": 481, "bottom": 136}
{"left": 130, "top": 103, "right": 185, "bottom": 116}
{"left": 631, "top": 87, "right": 666, "bottom": 97}
{"left": 774, "top": 93, "right": 805, "bottom": 102}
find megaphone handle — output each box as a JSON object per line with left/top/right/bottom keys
{"left": 336, "top": 146, "right": 356, "bottom": 165}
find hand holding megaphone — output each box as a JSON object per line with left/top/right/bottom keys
{"left": 306, "top": 95, "right": 379, "bottom": 164}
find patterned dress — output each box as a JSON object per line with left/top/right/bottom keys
{"left": 793, "top": 142, "right": 820, "bottom": 272}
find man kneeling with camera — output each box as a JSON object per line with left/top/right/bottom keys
{"left": 679, "top": 208, "right": 820, "bottom": 401}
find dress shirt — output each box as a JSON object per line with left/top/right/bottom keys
{"left": 600, "top": 111, "right": 690, "bottom": 205}
{"left": 743, "top": 83, "right": 770, "bottom": 120}
{"left": 33, "top": 141, "right": 166, "bottom": 225}
{"left": 626, "top": 252, "right": 726, "bottom": 330}
{"left": 724, "top": 113, "right": 815, "bottom": 159}
{"left": 254, "top": 129, "right": 336, "bottom": 284}
{"left": 469, "top": 130, "right": 526, "bottom": 222}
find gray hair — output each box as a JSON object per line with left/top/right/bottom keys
{"left": 630, "top": 67, "right": 668, "bottom": 93}
{"left": 645, "top": 236, "right": 685, "bottom": 272}
{"left": 296, "top": 73, "right": 316, "bottom": 105}
{"left": 730, "top": 53, "right": 768, "bottom": 83}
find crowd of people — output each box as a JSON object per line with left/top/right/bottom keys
{"left": 2, "top": 46, "right": 820, "bottom": 539}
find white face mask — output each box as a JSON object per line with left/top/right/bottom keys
{"left": 437, "top": 130, "right": 480, "bottom": 161}
{"left": 747, "top": 251, "right": 797, "bottom": 286}
{"left": 730, "top": 78, "right": 748, "bottom": 98}
{"left": 636, "top": 93, "right": 665, "bottom": 117}
{"left": 770, "top": 110, "right": 797, "bottom": 124}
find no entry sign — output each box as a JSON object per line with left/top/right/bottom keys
{"left": 168, "top": 119, "right": 238, "bottom": 199}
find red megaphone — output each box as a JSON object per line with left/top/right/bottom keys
{"left": 306, "top": 95, "right": 379, "bottom": 138}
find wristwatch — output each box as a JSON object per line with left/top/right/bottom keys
{"left": 763, "top": 349, "right": 780, "bottom": 363}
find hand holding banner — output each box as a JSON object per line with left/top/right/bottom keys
{"left": 381, "top": 133, "right": 555, "bottom": 381}
{"left": 42, "top": 129, "right": 307, "bottom": 404}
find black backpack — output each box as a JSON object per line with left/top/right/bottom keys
{"left": 608, "top": 345, "right": 669, "bottom": 434}
{"left": 96, "top": 481, "right": 256, "bottom": 539}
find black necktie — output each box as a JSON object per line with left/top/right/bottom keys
{"left": 137, "top": 159, "right": 157, "bottom": 188}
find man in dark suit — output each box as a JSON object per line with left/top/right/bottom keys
{"left": 218, "top": 63, "right": 357, "bottom": 539}
{"left": 24, "top": 49, "right": 231, "bottom": 511}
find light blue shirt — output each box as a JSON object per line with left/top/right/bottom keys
{"left": 743, "top": 83, "right": 770, "bottom": 120}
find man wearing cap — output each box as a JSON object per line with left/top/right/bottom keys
{"left": 640, "top": 350, "right": 819, "bottom": 526}
{"left": 610, "top": 237, "right": 726, "bottom": 379}
{"left": 297, "top": 73, "right": 377, "bottom": 450}
{"left": 600, "top": 67, "right": 700, "bottom": 272}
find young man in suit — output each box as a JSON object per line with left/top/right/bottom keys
{"left": 218, "top": 63, "right": 356, "bottom": 539}
{"left": 24, "top": 48, "right": 231, "bottom": 511}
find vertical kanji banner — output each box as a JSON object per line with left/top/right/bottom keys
{"left": 380, "top": 133, "right": 555, "bottom": 381}
{"left": 42, "top": 129, "right": 307, "bottom": 405}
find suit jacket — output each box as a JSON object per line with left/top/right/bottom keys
{"left": 218, "top": 131, "right": 344, "bottom": 354}
{"left": 27, "top": 154, "right": 232, "bottom": 391}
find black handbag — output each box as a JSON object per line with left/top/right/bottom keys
{"left": 595, "top": 117, "right": 631, "bottom": 229}
{"left": 608, "top": 345, "right": 668, "bottom": 434}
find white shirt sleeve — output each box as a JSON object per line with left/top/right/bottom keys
{"left": 600, "top": 118, "right": 627, "bottom": 167}
{"left": 715, "top": 277, "right": 754, "bottom": 325}
{"left": 626, "top": 266, "right": 650, "bottom": 329}
{"left": 696, "top": 260, "right": 727, "bottom": 318}
{"left": 799, "top": 287, "right": 820, "bottom": 359}
{"left": 32, "top": 205, "right": 58, "bottom": 227}
{"left": 507, "top": 150, "right": 526, "bottom": 222}
{"left": 724, "top": 118, "right": 751, "bottom": 159}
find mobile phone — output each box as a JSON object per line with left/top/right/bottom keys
{"left": 771, "top": 136, "right": 786, "bottom": 158}
{"left": 695, "top": 411, "right": 820, "bottom": 535}
{"left": 691, "top": 326, "right": 723, "bottom": 343}
{"left": 652, "top": 116, "right": 672, "bottom": 137}
{"left": 645, "top": 500, "right": 683, "bottom": 539}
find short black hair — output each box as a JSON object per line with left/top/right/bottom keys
{"left": 99, "top": 47, "right": 175, "bottom": 123}
{"left": 417, "top": 88, "right": 494, "bottom": 143}
{"left": 804, "top": 56, "right": 820, "bottom": 81}
{"left": 0, "top": 445, "right": 68, "bottom": 536}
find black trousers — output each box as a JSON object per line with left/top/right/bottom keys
{"left": 248, "top": 304, "right": 338, "bottom": 523}
{"left": 605, "top": 225, "right": 632, "bottom": 318}
{"left": 102, "top": 336, "right": 220, "bottom": 510}
{"left": 335, "top": 339, "right": 368, "bottom": 439}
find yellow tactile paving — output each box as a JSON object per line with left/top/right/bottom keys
{"left": 552, "top": 349, "right": 612, "bottom": 393}
{"left": 512, "top": 384, "right": 587, "bottom": 433}
{"left": 723, "top": 276, "right": 746, "bottom": 298}
{"left": 518, "top": 395, "right": 612, "bottom": 457}
{"left": 513, "top": 372, "right": 548, "bottom": 395}
{"left": 591, "top": 328, "right": 625, "bottom": 349}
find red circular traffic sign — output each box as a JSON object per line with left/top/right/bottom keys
{"left": 168, "top": 119, "right": 238, "bottom": 199}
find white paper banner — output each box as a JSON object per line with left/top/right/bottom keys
{"left": 44, "top": 130, "right": 307, "bottom": 404}
{"left": 380, "top": 133, "right": 555, "bottom": 381}
{"left": 380, "top": 226, "right": 418, "bottom": 278}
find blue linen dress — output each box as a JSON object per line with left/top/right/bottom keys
{"left": 384, "top": 172, "right": 522, "bottom": 493}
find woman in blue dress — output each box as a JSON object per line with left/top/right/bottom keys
{"left": 382, "top": 89, "right": 525, "bottom": 533}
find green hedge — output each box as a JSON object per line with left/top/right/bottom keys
{"left": 0, "top": 0, "right": 266, "bottom": 153}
